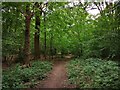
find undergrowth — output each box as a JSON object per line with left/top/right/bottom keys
{"left": 67, "top": 58, "right": 120, "bottom": 89}
{"left": 2, "top": 60, "right": 52, "bottom": 89}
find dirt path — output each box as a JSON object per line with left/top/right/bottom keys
{"left": 36, "top": 60, "right": 76, "bottom": 88}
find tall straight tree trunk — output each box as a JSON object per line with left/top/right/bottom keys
{"left": 34, "top": 2, "right": 43, "bottom": 60}
{"left": 24, "top": 16, "right": 31, "bottom": 65}
{"left": 23, "top": 4, "right": 33, "bottom": 65}
{"left": 43, "top": 11, "right": 47, "bottom": 59}
{"left": 34, "top": 14, "right": 40, "bottom": 59}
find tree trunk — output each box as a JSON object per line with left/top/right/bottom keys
{"left": 23, "top": 4, "right": 33, "bottom": 65}
{"left": 50, "top": 32, "right": 53, "bottom": 59}
{"left": 44, "top": 12, "right": 47, "bottom": 59}
{"left": 34, "top": 14, "right": 40, "bottom": 59}
{"left": 24, "top": 16, "right": 31, "bottom": 65}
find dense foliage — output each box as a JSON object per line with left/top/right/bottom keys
{"left": 2, "top": 1, "right": 120, "bottom": 89}
{"left": 67, "top": 58, "right": 120, "bottom": 88}
{"left": 2, "top": 61, "right": 52, "bottom": 89}
{"left": 2, "top": 2, "right": 120, "bottom": 61}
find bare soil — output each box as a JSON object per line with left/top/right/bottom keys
{"left": 35, "top": 59, "right": 76, "bottom": 88}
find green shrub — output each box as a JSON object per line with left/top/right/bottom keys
{"left": 2, "top": 60, "right": 52, "bottom": 89}
{"left": 67, "top": 58, "right": 120, "bottom": 88}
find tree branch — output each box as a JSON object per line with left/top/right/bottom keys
{"left": 94, "top": 2, "right": 102, "bottom": 15}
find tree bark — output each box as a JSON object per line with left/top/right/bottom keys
{"left": 34, "top": 2, "right": 43, "bottom": 60}
{"left": 44, "top": 15, "right": 46, "bottom": 59}
{"left": 34, "top": 14, "right": 40, "bottom": 59}
{"left": 23, "top": 4, "right": 33, "bottom": 65}
{"left": 44, "top": 11, "right": 47, "bottom": 59}
{"left": 24, "top": 16, "right": 31, "bottom": 65}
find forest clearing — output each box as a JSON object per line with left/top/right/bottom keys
{"left": 1, "top": 0, "right": 120, "bottom": 89}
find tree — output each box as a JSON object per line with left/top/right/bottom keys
{"left": 34, "top": 2, "right": 42, "bottom": 59}
{"left": 23, "top": 4, "right": 34, "bottom": 65}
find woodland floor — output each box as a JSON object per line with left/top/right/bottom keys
{"left": 35, "top": 59, "right": 76, "bottom": 88}
{"left": 2, "top": 54, "right": 77, "bottom": 88}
